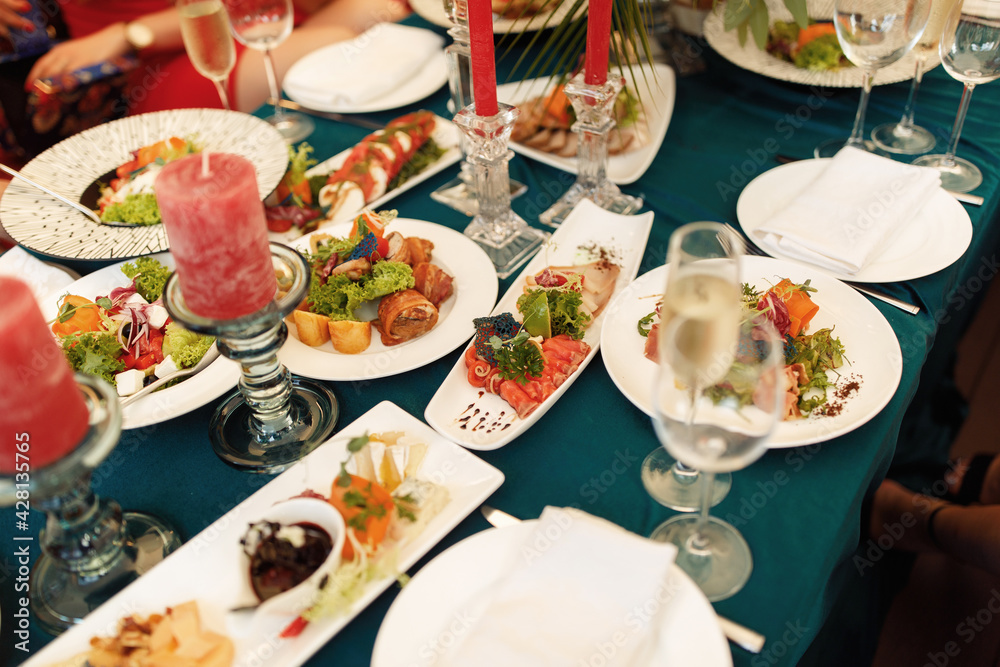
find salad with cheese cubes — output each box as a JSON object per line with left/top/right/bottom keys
{"left": 51, "top": 257, "right": 215, "bottom": 398}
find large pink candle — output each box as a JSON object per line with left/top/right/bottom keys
{"left": 0, "top": 277, "right": 90, "bottom": 473}
{"left": 156, "top": 153, "right": 277, "bottom": 320}
{"left": 468, "top": 0, "right": 499, "bottom": 116}
{"left": 585, "top": 0, "right": 613, "bottom": 85}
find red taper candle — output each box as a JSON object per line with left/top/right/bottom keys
{"left": 0, "top": 277, "right": 91, "bottom": 473}
{"left": 585, "top": 0, "right": 613, "bottom": 85}
{"left": 156, "top": 153, "right": 277, "bottom": 320}
{"left": 468, "top": 0, "right": 499, "bottom": 116}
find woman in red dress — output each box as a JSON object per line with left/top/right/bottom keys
{"left": 18, "top": 0, "right": 407, "bottom": 113}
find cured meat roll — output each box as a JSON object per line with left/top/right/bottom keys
{"left": 376, "top": 289, "right": 439, "bottom": 346}
{"left": 412, "top": 262, "right": 454, "bottom": 308}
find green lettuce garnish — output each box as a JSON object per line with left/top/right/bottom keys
{"left": 121, "top": 257, "right": 173, "bottom": 302}
{"left": 162, "top": 322, "right": 215, "bottom": 369}
{"left": 101, "top": 193, "right": 161, "bottom": 226}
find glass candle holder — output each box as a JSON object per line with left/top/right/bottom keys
{"left": 456, "top": 101, "right": 547, "bottom": 278}
{"left": 0, "top": 374, "right": 181, "bottom": 635}
{"left": 431, "top": 0, "right": 526, "bottom": 216}
{"left": 539, "top": 72, "right": 644, "bottom": 227}
{"left": 162, "top": 242, "right": 338, "bottom": 473}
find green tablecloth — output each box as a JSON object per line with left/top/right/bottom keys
{"left": 5, "top": 16, "right": 1000, "bottom": 667}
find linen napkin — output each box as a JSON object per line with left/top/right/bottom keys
{"left": 283, "top": 23, "right": 443, "bottom": 108}
{"left": 756, "top": 146, "right": 942, "bottom": 274}
{"left": 431, "top": 507, "right": 679, "bottom": 667}
{"left": 0, "top": 245, "right": 75, "bottom": 306}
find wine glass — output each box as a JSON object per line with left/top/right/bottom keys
{"left": 912, "top": 0, "right": 1000, "bottom": 192}
{"left": 814, "top": 0, "right": 932, "bottom": 158}
{"left": 640, "top": 222, "right": 743, "bottom": 512}
{"left": 872, "top": 0, "right": 962, "bottom": 154}
{"left": 178, "top": 0, "right": 237, "bottom": 110}
{"left": 224, "top": 0, "right": 314, "bottom": 142}
{"left": 650, "top": 314, "right": 785, "bottom": 601}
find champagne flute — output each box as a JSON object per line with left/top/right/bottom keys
{"left": 912, "top": 0, "right": 1000, "bottom": 192}
{"left": 640, "top": 222, "right": 743, "bottom": 512}
{"left": 224, "top": 0, "right": 314, "bottom": 142}
{"left": 650, "top": 314, "right": 785, "bottom": 601}
{"left": 814, "top": 0, "right": 932, "bottom": 158}
{"left": 872, "top": 0, "right": 962, "bottom": 154}
{"left": 178, "top": 0, "right": 237, "bottom": 110}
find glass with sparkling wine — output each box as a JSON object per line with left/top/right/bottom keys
{"left": 640, "top": 222, "right": 743, "bottom": 512}
{"left": 814, "top": 0, "right": 931, "bottom": 158}
{"left": 912, "top": 0, "right": 1000, "bottom": 192}
{"left": 224, "top": 0, "right": 314, "bottom": 142}
{"left": 178, "top": 0, "right": 237, "bottom": 110}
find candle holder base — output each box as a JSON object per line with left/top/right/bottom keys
{"left": 431, "top": 174, "right": 528, "bottom": 217}
{"left": 31, "top": 511, "right": 181, "bottom": 635}
{"left": 464, "top": 213, "right": 547, "bottom": 278}
{"left": 539, "top": 180, "right": 644, "bottom": 227}
{"left": 210, "top": 376, "right": 338, "bottom": 474}
{"left": 538, "top": 72, "right": 644, "bottom": 227}
{"left": 164, "top": 243, "right": 339, "bottom": 475}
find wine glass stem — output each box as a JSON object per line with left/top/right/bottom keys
{"left": 262, "top": 47, "right": 285, "bottom": 122}
{"left": 212, "top": 78, "right": 231, "bottom": 111}
{"left": 847, "top": 69, "right": 875, "bottom": 148}
{"left": 943, "top": 83, "right": 977, "bottom": 167}
{"left": 691, "top": 469, "right": 715, "bottom": 551}
{"left": 898, "top": 57, "right": 927, "bottom": 130}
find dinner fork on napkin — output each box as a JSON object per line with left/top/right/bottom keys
{"left": 757, "top": 147, "right": 941, "bottom": 275}
{"left": 431, "top": 507, "right": 678, "bottom": 666}
{"left": 283, "top": 23, "right": 444, "bottom": 108}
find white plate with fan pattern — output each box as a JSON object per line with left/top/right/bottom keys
{"left": 1, "top": 109, "right": 287, "bottom": 261}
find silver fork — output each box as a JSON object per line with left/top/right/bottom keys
{"left": 119, "top": 346, "right": 220, "bottom": 408}
{"left": 722, "top": 223, "right": 920, "bottom": 315}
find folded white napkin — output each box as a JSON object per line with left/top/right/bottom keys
{"left": 0, "top": 245, "right": 75, "bottom": 306}
{"left": 757, "top": 147, "right": 941, "bottom": 274}
{"left": 283, "top": 23, "right": 443, "bottom": 108}
{"left": 433, "top": 507, "right": 678, "bottom": 667}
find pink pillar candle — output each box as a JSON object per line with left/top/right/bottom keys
{"left": 585, "top": 0, "right": 613, "bottom": 85}
{"left": 0, "top": 277, "right": 90, "bottom": 473}
{"left": 468, "top": 0, "right": 499, "bottom": 116}
{"left": 156, "top": 153, "right": 277, "bottom": 320}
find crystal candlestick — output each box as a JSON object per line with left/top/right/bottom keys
{"left": 540, "top": 72, "right": 643, "bottom": 227}
{"left": 0, "top": 374, "right": 180, "bottom": 634}
{"left": 431, "top": 0, "right": 526, "bottom": 216}
{"left": 163, "top": 243, "right": 338, "bottom": 474}
{"left": 457, "top": 102, "right": 547, "bottom": 278}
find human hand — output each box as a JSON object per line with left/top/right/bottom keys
{"left": 25, "top": 23, "right": 130, "bottom": 88}
{"left": 0, "top": 0, "right": 34, "bottom": 38}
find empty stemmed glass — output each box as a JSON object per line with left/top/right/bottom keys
{"left": 871, "top": 0, "right": 962, "bottom": 154}
{"left": 641, "top": 222, "right": 743, "bottom": 512}
{"left": 814, "top": 0, "right": 931, "bottom": 158}
{"left": 912, "top": 0, "right": 1000, "bottom": 192}
{"left": 224, "top": 0, "right": 314, "bottom": 142}
{"left": 178, "top": 0, "right": 237, "bottom": 110}
{"left": 650, "top": 314, "right": 785, "bottom": 601}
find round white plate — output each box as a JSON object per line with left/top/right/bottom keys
{"left": 40, "top": 253, "right": 240, "bottom": 430}
{"left": 372, "top": 522, "right": 731, "bottom": 667}
{"left": 410, "top": 0, "right": 580, "bottom": 33}
{"left": 284, "top": 48, "right": 448, "bottom": 114}
{"left": 703, "top": 0, "right": 923, "bottom": 87}
{"left": 600, "top": 256, "right": 903, "bottom": 448}
{"left": 497, "top": 62, "right": 676, "bottom": 185}
{"left": 1, "top": 109, "right": 287, "bottom": 262}
{"left": 737, "top": 159, "right": 972, "bottom": 283}
{"left": 279, "top": 219, "right": 499, "bottom": 381}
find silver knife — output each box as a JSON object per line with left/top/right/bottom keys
{"left": 479, "top": 505, "right": 767, "bottom": 654}
{"left": 265, "top": 98, "right": 384, "bottom": 130}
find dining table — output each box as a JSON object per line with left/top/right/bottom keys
{"left": 4, "top": 12, "right": 1000, "bottom": 667}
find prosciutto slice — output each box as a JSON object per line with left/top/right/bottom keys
{"left": 412, "top": 262, "right": 454, "bottom": 308}
{"left": 375, "top": 289, "right": 439, "bottom": 346}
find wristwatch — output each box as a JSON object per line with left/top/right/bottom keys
{"left": 124, "top": 21, "right": 154, "bottom": 52}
